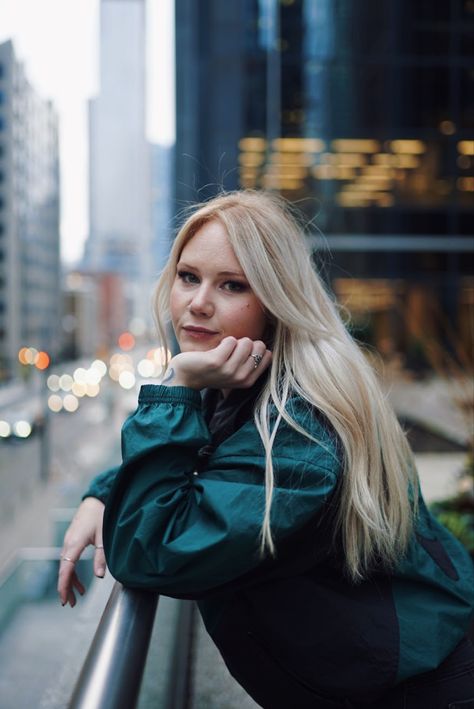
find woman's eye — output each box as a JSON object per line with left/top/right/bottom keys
{"left": 222, "top": 280, "right": 248, "bottom": 293}
{"left": 177, "top": 270, "right": 199, "bottom": 284}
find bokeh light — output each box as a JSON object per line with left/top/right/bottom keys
{"left": 85, "top": 383, "right": 100, "bottom": 397}
{"left": 35, "top": 351, "right": 50, "bottom": 370}
{"left": 48, "top": 395, "right": 63, "bottom": 413}
{"left": 91, "top": 359, "right": 107, "bottom": 377}
{"left": 59, "top": 374, "right": 73, "bottom": 392}
{"left": 63, "top": 394, "right": 79, "bottom": 412}
{"left": 118, "top": 332, "right": 135, "bottom": 351}
{"left": 119, "top": 371, "right": 136, "bottom": 389}
{"left": 137, "top": 358, "right": 155, "bottom": 378}
{"left": 72, "top": 382, "right": 87, "bottom": 398}
{"left": 73, "top": 367, "right": 88, "bottom": 383}
{"left": 14, "top": 420, "right": 32, "bottom": 438}
{"left": 0, "top": 420, "right": 11, "bottom": 437}
{"left": 47, "top": 374, "right": 61, "bottom": 392}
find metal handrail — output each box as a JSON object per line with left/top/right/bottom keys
{"left": 68, "top": 581, "right": 159, "bottom": 709}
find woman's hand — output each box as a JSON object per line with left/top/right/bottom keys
{"left": 57, "top": 497, "right": 105, "bottom": 607}
{"left": 162, "top": 336, "right": 272, "bottom": 391}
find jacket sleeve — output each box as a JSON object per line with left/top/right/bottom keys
{"left": 103, "top": 384, "right": 340, "bottom": 596}
{"left": 82, "top": 465, "right": 120, "bottom": 504}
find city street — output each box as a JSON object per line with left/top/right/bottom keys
{"left": 0, "top": 379, "right": 129, "bottom": 573}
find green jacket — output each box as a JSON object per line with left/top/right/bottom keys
{"left": 85, "top": 383, "right": 474, "bottom": 704}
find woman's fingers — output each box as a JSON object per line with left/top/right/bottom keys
{"left": 94, "top": 539, "right": 106, "bottom": 578}
{"left": 221, "top": 338, "right": 271, "bottom": 387}
{"left": 72, "top": 572, "right": 86, "bottom": 596}
{"left": 58, "top": 556, "right": 80, "bottom": 606}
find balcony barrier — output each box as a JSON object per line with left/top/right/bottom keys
{"left": 68, "top": 581, "right": 196, "bottom": 709}
{"left": 68, "top": 582, "right": 158, "bottom": 709}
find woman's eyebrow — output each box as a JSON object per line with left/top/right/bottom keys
{"left": 218, "top": 270, "right": 246, "bottom": 277}
{"left": 177, "top": 262, "right": 245, "bottom": 278}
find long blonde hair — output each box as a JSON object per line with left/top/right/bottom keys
{"left": 154, "top": 190, "right": 418, "bottom": 581}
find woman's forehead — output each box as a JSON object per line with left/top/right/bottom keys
{"left": 179, "top": 221, "right": 241, "bottom": 269}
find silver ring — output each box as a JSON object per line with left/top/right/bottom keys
{"left": 61, "top": 555, "right": 75, "bottom": 564}
{"left": 95, "top": 544, "right": 104, "bottom": 549}
{"left": 250, "top": 353, "right": 263, "bottom": 369}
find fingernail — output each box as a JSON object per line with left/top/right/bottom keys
{"left": 96, "top": 568, "right": 105, "bottom": 577}
{"left": 61, "top": 602, "right": 65, "bottom": 607}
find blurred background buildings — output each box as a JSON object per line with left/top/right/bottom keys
{"left": 83, "top": 0, "right": 154, "bottom": 326}
{"left": 175, "top": 0, "right": 473, "bottom": 373}
{"left": 0, "top": 40, "right": 61, "bottom": 382}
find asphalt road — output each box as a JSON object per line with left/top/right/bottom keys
{"left": 0, "top": 384, "right": 127, "bottom": 572}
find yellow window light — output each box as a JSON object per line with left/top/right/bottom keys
{"left": 457, "top": 141, "right": 474, "bottom": 156}
{"left": 331, "top": 139, "right": 380, "bottom": 153}
{"left": 262, "top": 174, "right": 304, "bottom": 190}
{"left": 457, "top": 177, "right": 474, "bottom": 191}
{"left": 394, "top": 154, "right": 420, "bottom": 168}
{"left": 333, "top": 153, "right": 367, "bottom": 167}
{"left": 336, "top": 192, "right": 375, "bottom": 206}
{"left": 266, "top": 164, "right": 307, "bottom": 178}
{"left": 238, "top": 137, "right": 267, "bottom": 151}
{"left": 312, "top": 164, "right": 339, "bottom": 179}
{"left": 238, "top": 152, "right": 265, "bottom": 167}
{"left": 362, "top": 166, "right": 395, "bottom": 178}
{"left": 372, "top": 153, "right": 395, "bottom": 166}
{"left": 239, "top": 178, "right": 258, "bottom": 189}
{"left": 390, "top": 140, "right": 426, "bottom": 154}
{"left": 270, "top": 152, "right": 313, "bottom": 166}
{"left": 271, "top": 138, "right": 325, "bottom": 152}
{"left": 334, "top": 167, "right": 356, "bottom": 180}
{"left": 345, "top": 180, "right": 392, "bottom": 191}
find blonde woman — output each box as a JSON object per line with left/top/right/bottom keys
{"left": 58, "top": 191, "right": 474, "bottom": 708}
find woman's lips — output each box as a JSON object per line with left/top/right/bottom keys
{"left": 182, "top": 326, "right": 219, "bottom": 340}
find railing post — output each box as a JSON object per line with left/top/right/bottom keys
{"left": 68, "top": 582, "right": 158, "bottom": 709}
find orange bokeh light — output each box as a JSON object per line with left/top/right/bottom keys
{"left": 35, "top": 351, "right": 50, "bottom": 370}
{"left": 18, "top": 347, "right": 29, "bottom": 365}
{"left": 118, "top": 332, "right": 135, "bottom": 351}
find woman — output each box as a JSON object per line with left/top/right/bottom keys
{"left": 58, "top": 190, "right": 474, "bottom": 708}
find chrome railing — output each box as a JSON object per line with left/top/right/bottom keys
{"left": 67, "top": 581, "right": 196, "bottom": 709}
{"left": 68, "top": 582, "right": 158, "bottom": 709}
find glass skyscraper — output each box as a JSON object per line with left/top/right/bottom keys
{"left": 175, "top": 0, "right": 473, "bottom": 365}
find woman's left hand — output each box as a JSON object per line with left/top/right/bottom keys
{"left": 161, "top": 336, "right": 272, "bottom": 391}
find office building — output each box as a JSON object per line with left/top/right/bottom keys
{"left": 84, "top": 0, "right": 153, "bottom": 326}
{"left": 175, "top": 0, "right": 474, "bottom": 367}
{"left": 0, "top": 40, "right": 61, "bottom": 381}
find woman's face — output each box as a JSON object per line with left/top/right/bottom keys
{"left": 170, "top": 220, "right": 267, "bottom": 352}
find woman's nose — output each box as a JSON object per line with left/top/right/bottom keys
{"left": 189, "top": 285, "right": 214, "bottom": 316}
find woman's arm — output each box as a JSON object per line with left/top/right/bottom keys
{"left": 57, "top": 465, "right": 119, "bottom": 606}
{"left": 57, "top": 497, "right": 106, "bottom": 606}
{"left": 103, "top": 384, "right": 339, "bottom": 597}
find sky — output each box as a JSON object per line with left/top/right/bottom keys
{"left": 0, "top": 0, "right": 175, "bottom": 264}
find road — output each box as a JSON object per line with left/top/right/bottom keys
{"left": 0, "top": 381, "right": 131, "bottom": 572}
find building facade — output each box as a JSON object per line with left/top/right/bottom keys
{"left": 0, "top": 40, "right": 61, "bottom": 381}
{"left": 175, "top": 0, "right": 474, "bottom": 370}
{"left": 84, "top": 0, "right": 153, "bottom": 327}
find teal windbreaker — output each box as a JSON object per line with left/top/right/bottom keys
{"left": 85, "top": 383, "right": 474, "bottom": 702}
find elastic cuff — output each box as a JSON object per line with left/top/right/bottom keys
{"left": 138, "top": 384, "right": 202, "bottom": 407}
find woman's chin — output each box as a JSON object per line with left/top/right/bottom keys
{"left": 178, "top": 340, "right": 220, "bottom": 353}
